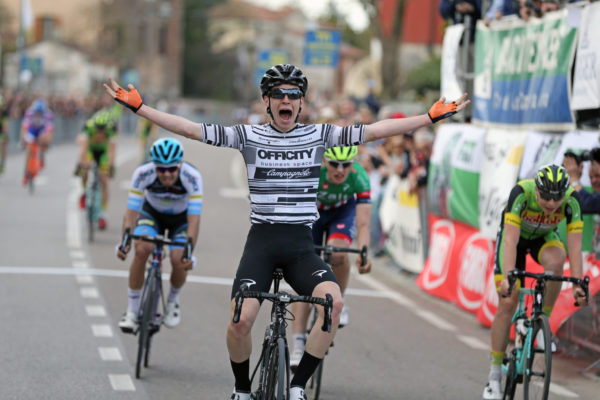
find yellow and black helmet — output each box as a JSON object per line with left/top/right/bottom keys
{"left": 324, "top": 146, "right": 358, "bottom": 162}
{"left": 535, "top": 164, "right": 569, "bottom": 199}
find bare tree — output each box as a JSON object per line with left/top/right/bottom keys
{"left": 357, "top": 0, "right": 405, "bottom": 100}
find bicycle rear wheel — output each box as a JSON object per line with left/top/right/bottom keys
{"left": 136, "top": 271, "right": 157, "bottom": 379}
{"left": 523, "top": 314, "right": 552, "bottom": 400}
{"left": 263, "top": 338, "right": 286, "bottom": 400}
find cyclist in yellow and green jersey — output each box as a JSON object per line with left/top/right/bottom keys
{"left": 75, "top": 109, "right": 118, "bottom": 230}
{"left": 483, "top": 164, "right": 588, "bottom": 399}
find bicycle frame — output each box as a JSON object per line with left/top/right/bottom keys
{"left": 25, "top": 141, "right": 41, "bottom": 193}
{"left": 86, "top": 162, "right": 102, "bottom": 242}
{"left": 233, "top": 269, "right": 333, "bottom": 400}
{"left": 502, "top": 270, "right": 590, "bottom": 400}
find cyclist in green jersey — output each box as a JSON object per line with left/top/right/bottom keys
{"left": 483, "top": 164, "right": 588, "bottom": 399}
{"left": 75, "top": 109, "right": 118, "bottom": 230}
{"left": 290, "top": 145, "right": 372, "bottom": 368}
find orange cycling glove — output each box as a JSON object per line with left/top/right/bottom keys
{"left": 115, "top": 86, "right": 143, "bottom": 113}
{"left": 428, "top": 99, "right": 457, "bottom": 123}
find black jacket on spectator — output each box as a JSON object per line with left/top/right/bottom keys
{"left": 576, "top": 189, "right": 600, "bottom": 214}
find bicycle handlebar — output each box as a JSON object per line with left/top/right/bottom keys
{"left": 506, "top": 269, "right": 590, "bottom": 306}
{"left": 314, "top": 244, "right": 368, "bottom": 266}
{"left": 232, "top": 284, "right": 334, "bottom": 333}
{"left": 119, "top": 227, "right": 193, "bottom": 261}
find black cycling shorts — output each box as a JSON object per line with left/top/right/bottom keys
{"left": 230, "top": 224, "right": 338, "bottom": 299}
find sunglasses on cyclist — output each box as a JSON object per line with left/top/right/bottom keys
{"left": 156, "top": 165, "right": 179, "bottom": 173}
{"left": 269, "top": 88, "right": 303, "bottom": 100}
{"left": 328, "top": 160, "right": 353, "bottom": 169}
{"left": 538, "top": 191, "right": 563, "bottom": 202}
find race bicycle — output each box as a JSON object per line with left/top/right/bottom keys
{"left": 85, "top": 161, "right": 102, "bottom": 242}
{"left": 119, "top": 228, "right": 192, "bottom": 379}
{"left": 23, "top": 140, "right": 41, "bottom": 194}
{"left": 302, "top": 244, "right": 368, "bottom": 400}
{"left": 233, "top": 268, "right": 333, "bottom": 400}
{"left": 502, "top": 270, "right": 589, "bottom": 400}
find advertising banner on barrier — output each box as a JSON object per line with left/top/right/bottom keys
{"left": 518, "top": 131, "right": 562, "bottom": 181}
{"left": 441, "top": 23, "right": 466, "bottom": 101}
{"left": 571, "top": 3, "right": 600, "bottom": 110}
{"left": 427, "top": 124, "right": 485, "bottom": 228}
{"left": 478, "top": 129, "right": 528, "bottom": 239}
{"left": 417, "top": 215, "right": 494, "bottom": 312}
{"left": 379, "top": 175, "right": 424, "bottom": 273}
{"left": 472, "top": 10, "right": 577, "bottom": 130}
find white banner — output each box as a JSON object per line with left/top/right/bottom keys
{"left": 553, "top": 130, "right": 600, "bottom": 187}
{"left": 379, "top": 175, "right": 424, "bottom": 273}
{"left": 518, "top": 131, "right": 563, "bottom": 181}
{"left": 440, "top": 23, "right": 466, "bottom": 101}
{"left": 571, "top": 3, "right": 600, "bottom": 110}
{"left": 479, "top": 129, "right": 528, "bottom": 239}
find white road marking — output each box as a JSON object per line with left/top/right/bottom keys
{"left": 86, "top": 305, "right": 107, "bottom": 317}
{"left": 91, "top": 324, "right": 113, "bottom": 337}
{"left": 416, "top": 310, "right": 457, "bottom": 331}
{"left": 548, "top": 382, "right": 579, "bottom": 398}
{"left": 457, "top": 335, "right": 488, "bottom": 350}
{"left": 99, "top": 347, "right": 122, "bottom": 361}
{"left": 76, "top": 275, "right": 94, "bottom": 284}
{"left": 108, "top": 374, "right": 135, "bottom": 391}
{"left": 72, "top": 260, "right": 89, "bottom": 269}
{"left": 80, "top": 287, "right": 99, "bottom": 298}
{"left": 354, "top": 273, "right": 416, "bottom": 307}
{"left": 70, "top": 250, "right": 86, "bottom": 259}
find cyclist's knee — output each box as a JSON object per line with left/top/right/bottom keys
{"left": 330, "top": 253, "right": 349, "bottom": 268}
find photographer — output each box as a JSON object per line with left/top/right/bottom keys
{"left": 562, "top": 148, "right": 600, "bottom": 214}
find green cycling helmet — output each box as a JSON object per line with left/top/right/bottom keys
{"left": 324, "top": 146, "right": 358, "bottom": 162}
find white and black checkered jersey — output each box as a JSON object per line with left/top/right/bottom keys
{"left": 202, "top": 123, "right": 365, "bottom": 225}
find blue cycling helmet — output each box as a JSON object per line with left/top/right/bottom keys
{"left": 32, "top": 98, "right": 47, "bottom": 113}
{"left": 150, "top": 138, "right": 184, "bottom": 166}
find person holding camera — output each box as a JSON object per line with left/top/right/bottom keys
{"left": 562, "top": 148, "right": 600, "bottom": 214}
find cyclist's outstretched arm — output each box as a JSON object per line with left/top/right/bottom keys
{"left": 363, "top": 94, "right": 469, "bottom": 142}
{"left": 103, "top": 78, "right": 204, "bottom": 142}
{"left": 355, "top": 203, "right": 371, "bottom": 273}
{"left": 499, "top": 223, "right": 520, "bottom": 296}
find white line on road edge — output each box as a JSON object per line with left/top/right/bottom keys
{"left": 456, "top": 335, "right": 488, "bottom": 350}
{"left": 549, "top": 382, "right": 579, "bottom": 398}
{"left": 108, "top": 374, "right": 135, "bottom": 391}
{"left": 80, "top": 287, "right": 99, "bottom": 298}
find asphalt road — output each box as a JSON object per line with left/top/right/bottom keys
{"left": 1, "top": 134, "right": 598, "bottom": 399}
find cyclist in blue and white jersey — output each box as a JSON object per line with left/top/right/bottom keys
{"left": 105, "top": 64, "right": 469, "bottom": 400}
{"left": 20, "top": 98, "right": 53, "bottom": 184}
{"left": 116, "top": 138, "right": 203, "bottom": 332}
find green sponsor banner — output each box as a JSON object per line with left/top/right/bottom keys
{"left": 428, "top": 124, "right": 485, "bottom": 228}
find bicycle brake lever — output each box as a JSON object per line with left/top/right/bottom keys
{"left": 321, "top": 294, "right": 333, "bottom": 333}
{"left": 232, "top": 283, "right": 249, "bottom": 323}
{"left": 119, "top": 227, "right": 131, "bottom": 253}
{"left": 360, "top": 245, "right": 368, "bottom": 267}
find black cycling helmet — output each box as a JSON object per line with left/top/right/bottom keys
{"left": 535, "top": 164, "right": 570, "bottom": 200}
{"left": 260, "top": 64, "right": 308, "bottom": 97}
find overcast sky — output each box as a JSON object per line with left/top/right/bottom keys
{"left": 245, "top": 0, "right": 370, "bottom": 31}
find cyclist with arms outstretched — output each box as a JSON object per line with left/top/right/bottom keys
{"left": 290, "top": 145, "right": 372, "bottom": 368}
{"left": 483, "top": 164, "right": 588, "bottom": 399}
{"left": 104, "top": 64, "right": 469, "bottom": 400}
{"left": 116, "top": 137, "right": 202, "bottom": 332}
{"left": 75, "top": 109, "right": 118, "bottom": 229}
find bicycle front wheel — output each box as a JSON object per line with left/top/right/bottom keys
{"left": 502, "top": 350, "right": 518, "bottom": 400}
{"left": 523, "top": 314, "right": 552, "bottom": 400}
{"left": 136, "top": 271, "right": 157, "bottom": 379}
{"left": 263, "top": 338, "right": 286, "bottom": 400}
{"left": 307, "top": 357, "right": 324, "bottom": 400}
